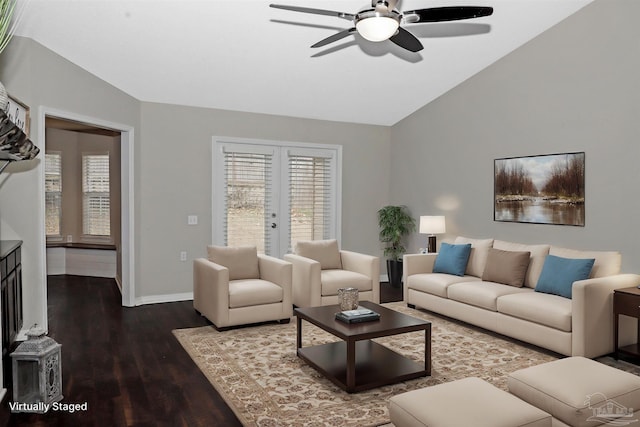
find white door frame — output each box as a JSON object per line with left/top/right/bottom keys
{"left": 38, "top": 107, "right": 136, "bottom": 318}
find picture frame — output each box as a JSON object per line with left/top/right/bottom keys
{"left": 494, "top": 152, "right": 585, "bottom": 226}
{"left": 5, "top": 95, "right": 30, "bottom": 137}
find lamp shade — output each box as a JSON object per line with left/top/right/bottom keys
{"left": 419, "top": 216, "right": 446, "bottom": 234}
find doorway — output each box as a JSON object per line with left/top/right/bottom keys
{"left": 212, "top": 137, "right": 342, "bottom": 258}
{"left": 38, "top": 108, "right": 135, "bottom": 313}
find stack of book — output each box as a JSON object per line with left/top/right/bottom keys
{"left": 335, "top": 308, "right": 380, "bottom": 323}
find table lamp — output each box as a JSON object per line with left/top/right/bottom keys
{"left": 419, "top": 216, "right": 446, "bottom": 253}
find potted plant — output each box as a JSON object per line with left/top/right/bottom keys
{"left": 0, "top": 0, "right": 22, "bottom": 109}
{"left": 377, "top": 205, "right": 416, "bottom": 288}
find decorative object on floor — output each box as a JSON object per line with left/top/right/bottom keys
{"left": 173, "top": 302, "right": 558, "bottom": 426}
{"left": 10, "top": 325, "right": 63, "bottom": 413}
{"left": 419, "top": 215, "right": 446, "bottom": 253}
{"left": 378, "top": 205, "right": 415, "bottom": 288}
{"left": 270, "top": 1, "right": 493, "bottom": 53}
{"left": 0, "top": 109, "right": 39, "bottom": 174}
{"left": 337, "top": 287, "right": 358, "bottom": 311}
{"left": 494, "top": 152, "right": 585, "bottom": 226}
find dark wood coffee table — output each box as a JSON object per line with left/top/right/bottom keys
{"left": 295, "top": 300, "right": 431, "bottom": 393}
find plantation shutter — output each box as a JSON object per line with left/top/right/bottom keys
{"left": 287, "top": 151, "right": 334, "bottom": 251}
{"left": 82, "top": 153, "right": 111, "bottom": 236}
{"left": 222, "top": 149, "right": 273, "bottom": 254}
{"left": 45, "top": 152, "right": 62, "bottom": 236}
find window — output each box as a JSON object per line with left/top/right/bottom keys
{"left": 45, "top": 152, "right": 62, "bottom": 238}
{"left": 213, "top": 138, "right": 341, "bottom": 257}
{"left": 82, "top": 153, "right": 110, "bottom": 238}
{"left": 288, "top": 152, "right": 334, "bottom": 245}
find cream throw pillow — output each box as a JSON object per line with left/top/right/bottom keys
{"left": 454, "top": 236, "right": 494, "bottom": 278}
{"left": 294, "top": 239, "right": 342, "bottom": 270}
{"left": 207, "top": 245, "right": 260, "bottom": 280}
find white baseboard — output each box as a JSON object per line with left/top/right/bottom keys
{"left": 380, "top": 274, "right": 389, "bottom": 283}
{"left": 135, "top": 292, "right": 193, "bottom": 306}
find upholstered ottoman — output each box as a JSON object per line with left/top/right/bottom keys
{"left": 508, "top": 357, "right": 640, "bottom": 427}
{"left": 389, "top": 377, "right": 551, "bottom": 427}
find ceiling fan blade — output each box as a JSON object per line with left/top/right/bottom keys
{"left": 311, "top": 28, "right": 356, "bottom": 48}
{"left": 270, "top": 4, "right": 355, "bottom": 21}
{"left": 404, "top": 6, "right": 493, "bottom": 23}
{"left": 389, "top": 27, "right": 423, "bottom": 52}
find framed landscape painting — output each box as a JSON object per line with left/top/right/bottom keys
{"left": 494, "top": 152, "right": 585, "bottom": 226}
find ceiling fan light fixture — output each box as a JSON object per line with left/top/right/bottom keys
{"left": 355, "top": 10, "right": 400, "bottom": 42}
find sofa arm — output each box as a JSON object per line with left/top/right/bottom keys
{"left": 283, "top": 253, "right": 322, "bottom": 307}
{"left": 403, "top": 254, "right": 437, "bottom": 279}
{"left": 258, "top": 254, "right": 293, "bottom": 309}
{"left": 193, "top": 258, "right": 230, "bottom": 327}
{"left": 340, "top": 250, "right": 380, "bottom": 303}
{"left": 572, "top": 273, "right": 640, "bottom": 358}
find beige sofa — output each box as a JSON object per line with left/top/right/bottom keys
{"left": 404, "top": 237, "right": 640, "bottom": 358}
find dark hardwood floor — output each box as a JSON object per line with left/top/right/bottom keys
{"left": 1, "top": 276, "right": 402, "bottom": 426}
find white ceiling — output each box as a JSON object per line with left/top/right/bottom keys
{"left": 15, "top": 0, "right": 592, "bottom": 126}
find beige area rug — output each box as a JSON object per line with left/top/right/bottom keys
{"left": 173, "top": 302, "right": 568, "bottom": 426}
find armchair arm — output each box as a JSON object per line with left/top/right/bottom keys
{"left": 283, "top": 254, "right": 322, "bottom": 307}
{"left": 572, "top": 273, "right": 640, "bottom": 358}
{"left": 340, "top": 250, "right": 380, "bottom": 304}
{"left": 258, "top": 254, "right": 293, "bottom": 309}
{"left": 193, "top": 258, "right": 230, "bottom": 327}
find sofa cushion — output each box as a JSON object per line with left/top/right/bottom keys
{"left": 320, "top": 269, "right": 371, "bottom": 296}
{"left": 447, "top": 281, "right": 532, "bottom": 311}
{"left": 454, "top": 236, "right": 494, "bottom": 278}
{"left": 294, "top": 239, "right": 342, "bottom": 270}
{"left": 493, "top": 240, "right": 550, "bottom": 288}
{"left": 508, "top": 357, "right": 640, "bottom": 427}
{"left": 482, "top": 248, "right": 531, "bottom": 287}
{"left": 207, "top": 245, "right": 260, "bottom": 280}
{"left": 407, "top": 273, "right": 480, "bottom": 298}
{"left": 550, "top": 246, "right": 621, "bottom": 278}
{"left": 497, "top": 292, "right": 572, "bottom": 332}
{"left": 535, "top": 255, "right": 595, "bottom": 299}
{"left": 229, "top": 279, "right": 283, "bottom": 308}
{"left": 433, "top": 242, "right": 472, "bottom": 276}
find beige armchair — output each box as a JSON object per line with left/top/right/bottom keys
{"left": 193, "top": 245, "right": 293, "bottom": 330}
{"left": 284, "top": 239, "right": 380, "bottom": 307}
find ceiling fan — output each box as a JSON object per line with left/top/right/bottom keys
{"left": 270, "top": 1, "right": 493, "bottom": 52}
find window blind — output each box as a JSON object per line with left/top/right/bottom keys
{"left": 288, "top": 153, "right": 332, "bottom": 251}
{"left": 82, "top": 153, "right": 111, "bottom": 237}
{"left": 223, "top": 150, "right": 273, "bottom": 253}
{"left": 45, "top": 152, "right": 62, "bottom": 236}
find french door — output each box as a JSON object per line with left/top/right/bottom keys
{"left": 212, "top": 137, "right": 341, "bottom": 257}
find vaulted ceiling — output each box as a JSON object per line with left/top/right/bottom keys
{"left": 16, "top": 0, "right": 592, "bottom": 126}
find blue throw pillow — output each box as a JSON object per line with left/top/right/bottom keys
{"left": 433, "top": 243, "right": 472, "bottom": 276}
{"left": 535, "top": 255, "right": 595, "bottom": 299}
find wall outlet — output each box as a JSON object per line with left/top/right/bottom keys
{"left": 187, "top": 215, "right": 198, "bottom": 225}
{"left": 180, "top": 251, "right": 187, "bottom": 262}
{"left": 67, "top": 235, "right": 73, "bottom": 243}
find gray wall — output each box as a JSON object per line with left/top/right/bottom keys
{"left": 390, "top": 0, "right": 640, "bottom": 273}
{"left": 0, "top": 37, "right": 140, "bottom": 330}
{"left": 138, "top": 102, "right": 390, "bottom": 299}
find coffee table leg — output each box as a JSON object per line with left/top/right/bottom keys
{"left": 296, "top": 316, "right": 302, "bottom": 351}
{"left": 425, "top": 326, "right": 431, "bottom": 376}
{"left": 347, "top": 339, "right": 355, "bottom": 390}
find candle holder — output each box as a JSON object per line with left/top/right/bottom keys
{"left": 338, "top": 287, "right": 359, "bottom": 311}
